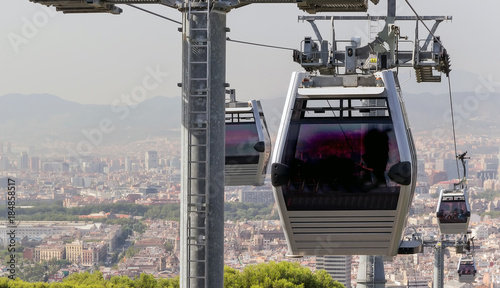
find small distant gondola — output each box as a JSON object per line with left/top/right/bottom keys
{"left": 225, "top": 99, "right": 271, "bottom": 186}
{"left": 436, "top": 152, "right": 471, "bottom": 235}
{"left": 457, "top": 255, "right": 476, "bottom": 283}
{"left": 436, "top": 189, "right": 471, "bottom": 234}
{"left": 271, "top": 70, "right": 416, "bottom": 256}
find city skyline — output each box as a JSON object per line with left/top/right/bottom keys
{"left": 0, "top": 132, "right": 498, "bottom": 285}
{"left": 0, "top": 1, "right": 499, "bottom": 285}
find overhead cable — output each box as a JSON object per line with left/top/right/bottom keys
{"left": 226, "top": 37, "right": 295, "bottom": 51}
{"left": 405, "top": 0, "right": 460, "bottom": 179}
{"left": 447, "top": 76, "right": 461, "bottom": 180}
{"left": 404, "top": 0, "right": 444, "bottom": 47}
{"left": 127, "top": 4, "right": 181, "bottom": 25}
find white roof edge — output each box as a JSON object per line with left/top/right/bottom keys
{"left": 298, "top": 86, "right": 385, "bottom": 96}
{"left": 225, "top": 107, "right": 253, "bottom": 112}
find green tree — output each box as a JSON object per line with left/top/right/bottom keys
{"left": 0, "top": 262, "right": 339, "bottom": 288}
{"left": 483, "top": 211, "right": 500, "bottom": 218}
{"left": 132, "top": 222, "right": 147, "bottom": 234}
{"left": 157, "top": 276, "right": 180, "bottom": 288}
{"left": 224, "top": 203, "right": 278, "bottom": 221}
{"left": 62, "top": 271, "right": 106, "bottom": 287}
{"left": 224, "top": 261, "right": 344, "bottom": 288}
{"left": 135, "top": 273, "right": 157, "bottom": 287}
{"left": 124, "top": 246, "right": 140, "bottom": 259}
{"left": 474, "top": 189, "right": 500, "bottom": 201}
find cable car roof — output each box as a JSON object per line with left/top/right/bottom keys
{"left": 226, "top": 106, "right": 254, "bottom": 112}
{"left": 297, "top": 86, "right": 385, "bottom": 97}
{"left": 442, "top": 189, "right": 466, "bottom": 195}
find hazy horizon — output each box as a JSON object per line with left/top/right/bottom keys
{"left": 2, "top": 0, "right": 500, "bottom": 105}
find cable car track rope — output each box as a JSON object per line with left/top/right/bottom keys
{"left": 404, "top": 0, "right": 444, "bottom": 47}
{"left": 447, "top": 77, "right": 461, "bottom": 180}
{"left": 120, "top": 6, "right": 293, "bottom": 51}
{"left": 126, "top": 4, "right": 181, "bottom": 25}
{"left": 405, "top": 0, "right": 460, "bottom": 179}
{"left": 226, "top": 37, "right": 295, "bottom": 51}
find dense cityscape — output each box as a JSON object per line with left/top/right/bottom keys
{"left": 2, "top": 0, "right": 499, "bottom": 287}
{"left": 0, "top": 131, "right": 499, "bottom": 287}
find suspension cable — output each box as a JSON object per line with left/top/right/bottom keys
{"left": 404, "top": 0, "right": 444, "bottom": 47}
{"left": 226, "top": 37, "right": 295, "bottom": 51}
{"left": 447, "top": 76, "right": 461, "bottom": 180}
{"left": 124, "top": 6, "right": 295, "bottom": 51}
{"left": 405, "top": 0, "right": 460, "bottom": 179}
{"left": 126, "top": 4, "right": 181, "bottom": 25}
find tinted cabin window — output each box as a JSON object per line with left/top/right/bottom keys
{"left": 225, "top": 123, "right": 260, "bottom": 164}
{"left": 458, "top": 261, "right": 475, "bottom": 275}
{"left": 437, "top": 195, "right": 468, "bottom": 223}
{"left": 282, "top": 97, "right": 402, "bottom": 211}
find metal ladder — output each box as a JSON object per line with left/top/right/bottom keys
{"left": 186, "top": 0, "right": 211, "bottom": 286}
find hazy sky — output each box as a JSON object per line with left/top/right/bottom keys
{"left": 1, "top": 0, "right": 499, "bottom": 105}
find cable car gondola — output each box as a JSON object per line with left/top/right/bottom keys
{"left": 271, "top": 70, "right": 416, "bottom": 256}
{"left": 436, "top": 189, "right": 471, "bottom": 234}
{"left": 457, "top": 255, "right": 476, "bottom": 283}
{"left": 436, "top": 152, "right": 471, "bottom": 235}
{"left": 225, "top": 99, "right": 271, "bottom": 186}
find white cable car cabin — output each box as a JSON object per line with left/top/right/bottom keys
{"left": 271, "top": 70, "right": 416, "bottom": 256}
{"left": 436, "top": 189, "right": 471, "bottom": 234}
{"left": 225, "top": 100, "right": 271, "bottom": 186}
{"left": 457, "top": 256, "right": 476, "bottom": 283}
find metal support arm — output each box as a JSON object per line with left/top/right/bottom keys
{"left": 28, "top": 0, "right": 180, "bottom": 14}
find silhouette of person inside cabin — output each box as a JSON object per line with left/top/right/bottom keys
{"left": 362, "top": 129, "right": 390, "bottom": 187}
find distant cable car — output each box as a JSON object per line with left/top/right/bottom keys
{"left": 225, "top": 99, "right": 271, "bottom": 186}
{"left": 436, "top": 189, "right": 471, "bottom": 234}
{"left": 271, "top": 70, "right": 416, "bottom": 256}
{"left": 457, "top": 255, "right": 476, "bottom": 283}
{"left": 436, "top": 152, "right": 471, "bottom": 235}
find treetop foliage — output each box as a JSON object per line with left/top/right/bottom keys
{"left": 0, "top": 262, "right": 343, "bottom": 288}
{"left": 224, "top": 261, "right": 344, "bottom": 288}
